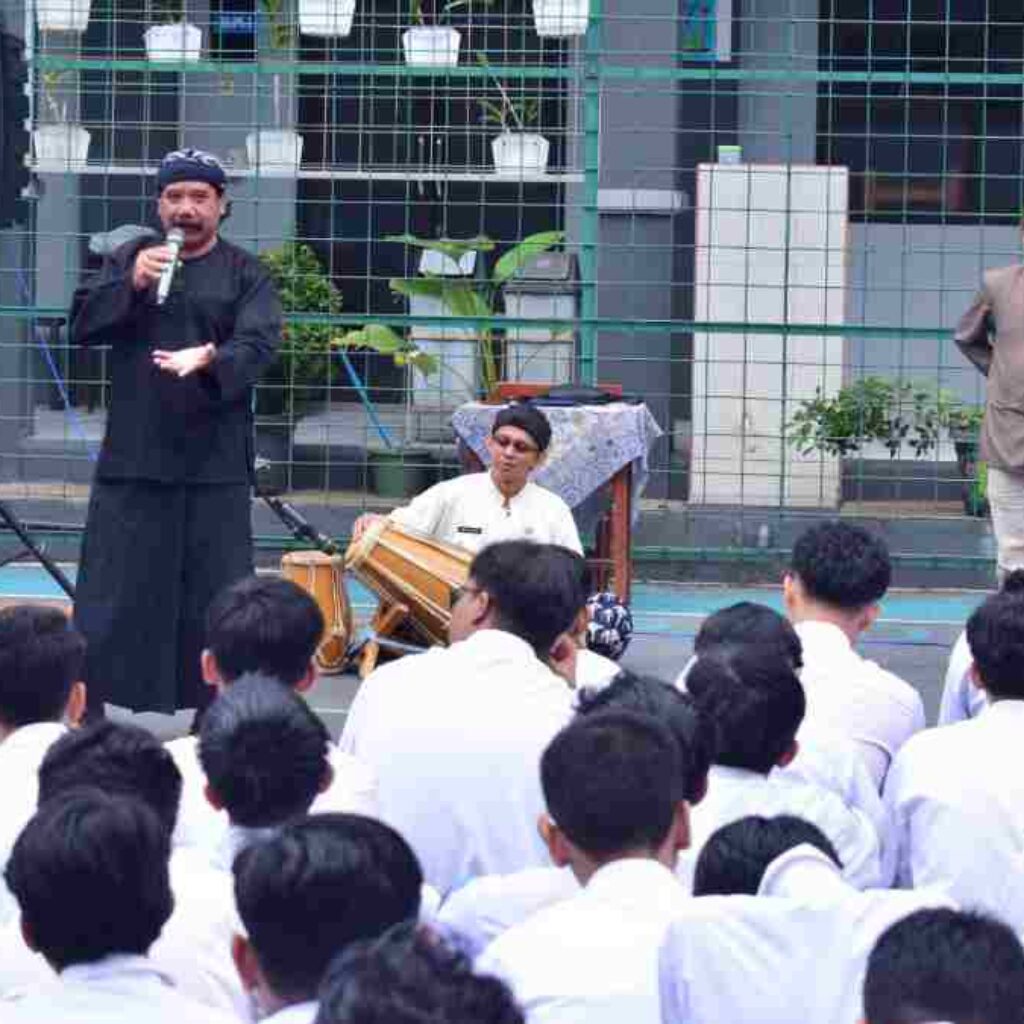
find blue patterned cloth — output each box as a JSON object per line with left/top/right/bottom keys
{"left": 451, "top": 401, "right": 663, "bottom": 512}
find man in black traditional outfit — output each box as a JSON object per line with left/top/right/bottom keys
{"left": 70, "top": 147, "right": 282, "bottom": 719}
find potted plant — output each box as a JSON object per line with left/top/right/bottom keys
{"left": 298, "top": 0, "right": 356, "bottom": 37}
{"left": 476, "top": 54, "right": 549, "bottom": 177}
{"left": 246, "top": 0, "right": 304, "bottom": 173}
{"left": 387, "top": 230, "right": 565, "bottom": 400}
{"left": 36, "top": 0, "right": 91, "bottom": 33}
{"left": 144, "top": 0, "right": 203, "bottom": 62}
{"left": 33, "top": 71, "right": 91, "bottom": 172}
{"left": 531, "top": 0, "right": 589, "bottom": 38}
{"left": 787, "top": 378, "right": 988, "bottom": 516}
{"left": 401, "top": 0, "right": 487, "bottom": 67}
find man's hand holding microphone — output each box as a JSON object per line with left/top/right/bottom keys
{"left": 135, "top": 227, "right": 216, "bottom": 379}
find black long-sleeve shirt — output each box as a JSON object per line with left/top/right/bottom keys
{"left": 71, "top": 236, "right": 282, "bottom": 484}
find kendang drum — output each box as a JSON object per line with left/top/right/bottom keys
{"left": 344, "top": 519, "right": 473, "bottom": 648}
{"left": 280, "top": 550, "right": 353, "bottom": 673}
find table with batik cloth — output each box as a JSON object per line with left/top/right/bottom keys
{"left": 451, "top": 402, "right": 664, "bottom": 602}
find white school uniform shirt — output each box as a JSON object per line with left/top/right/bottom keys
{"left": 883, "top": 700, "right": 1024, "bottom": 931}
{"left": 340, "top": 629, "right": 574, "bottom": 895}
{"left": 659, "top": 845, "right": 953, "bottom": 1024}
{"left": 937, "top": 630, "right": 987, "bottom": 726}
{"left": 795, "top": 621, "right": 926, "bottom": 788}
{"left": 0, "top": 954, "right": 239, "bottom": 1024}
{"left": 0, "top": 846, "right": 243, "bottom": 1016}
{"left": 263, "top": 1003, "right": 318, "bottom": 1024}
{"left": 167, "top": 734, "right": 379, "bottom": 852}
{"left": 574, "top": 648, "right": 621, "bottom": 690}
{"left": 0, "top": 722, "right": 67, "bottom": 927}
{"left": 683, "top": 765, "right": 885, "bottom": 889}
{"left": 389, "top": 471, "right": 583, "bottom": 554}
{"left": 438, "top": 866, "right": 579, "bottom": 958}
{"left": 477, "top": 859, "right": 688, "bottom": 1024}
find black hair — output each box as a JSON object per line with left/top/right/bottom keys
{"left": 0, "top": 605, "right": 84, "bottom": 728}
{"left": 198, "top": 673, "right": 331, "bottom": 828}
{"left": 966, "top": 571, "right": 1024, "bottom": 699}
{"left": 686, "top": 646, "right": 805, "bottom": 774}
{"left": 468, "top": 542, "right": 588, "bottom": 656}
{"left": 692, "top": 814, "right": 843, "bottom": 896}
{"left": 316, "top": 923, "right": 524, "bottom": 1024}
{"left": 492, "top": 403, "right": 552, "bottom": 453}
{"left": 576, "top": 671, "right": 714, "bottom": 803}
{"left": 5, "top": 788, "right": 173, "bottom": 970}
{"left": 790, "top": 520, "right": 891, "bottom": 610}
{"left": 38, "top": 720, "right": 183, "bottom": 836}
{"left": 205, "top": 575, "right": 324, "bottom": 687}
{"left": 694, "top": 602, "right": 803, "bottom": 671}
{"left": 863, "top": 908, "right": 1024, "bottom": 1024}
{"left": 234, "top": 814, "right": 423, "bottom": 1003}
{"left": 540, "top": 710, "right": 684, "bottom": 858}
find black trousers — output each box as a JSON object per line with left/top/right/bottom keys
{"left": 74, "top": 480, "right": 252, "bottom": 714}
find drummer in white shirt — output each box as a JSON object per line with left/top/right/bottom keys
{"left": 783, "top": 521, "right": 925, "bottom": 789}
{"left": 476, "top": 711, "right": 695, "bottom": 1024}
{"left": 353, "top": 403, "right": 583, "bottom": 555}
{"left": 884, "top": 573, "right": 1024, "bottom": 932}
{"left": 167, "top": 575, "right": 378, "bottom": 853}
{"left": 2, "top": 789, "right": 237, "bottom": 1024}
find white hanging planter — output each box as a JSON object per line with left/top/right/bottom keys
{"left": 246, "top": 129, "right": 304, "bottom": 175}
{"left": 36, "top": 0, "right": 91, "bottom": 32}
{"left": 144, "top": 22, "right": 203, "bottom": 62}
{"left": 401, "top": 26, "right": 461, "bottom": 67}
{"left": 298, "top": 0, "right": 356, "bottom": 37}
{"left": 531, "top": 0, "right": 589, "bottom": 37}
{"left": 32, "top": 124, "right": 91, "bottom": 171}
{"left": 491, "top": 132, "right": 550, "bottom": 178}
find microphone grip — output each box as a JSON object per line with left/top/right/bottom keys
{"left": 155, "top": 232, "right": 184, "bottom": 306}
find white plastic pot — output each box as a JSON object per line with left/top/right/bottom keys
{"left": 532, "top": 0, "right": 589, "bottom": 37}
{"left": 299, "top": 0, "right": 356, "bottom": 36}
{"left": 32, "top": 124, "right": 91, "bottom": 171}
{"left": 246, "top": 130, "right": 304, "bottom": 174}
{"left": 144, "top": 22, "right": 203, "bottom": 62}
{"left": 36, "top": 0, "right": 91, "bottom": 32}
{"left": 401, "top": 26, "right": 461, "bottom": 67}
{"left": 491, "top": 132, "right": 550, "bottom": 177}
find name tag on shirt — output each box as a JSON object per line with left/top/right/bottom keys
{"left": 457, "top": 526, "right": 484, "bottom": 535}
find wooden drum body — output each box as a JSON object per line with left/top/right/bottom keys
{"left": 344, "top": 520, "right": 473, "bottom": 647}
{"left": 280, "top": 550, "right": 353, "bottom": 674}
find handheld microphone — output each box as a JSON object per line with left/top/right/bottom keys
{"left": 155, "top": 227, "right": 185, "bottom": 306}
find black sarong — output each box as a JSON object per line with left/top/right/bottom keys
{"left": 74, "top": 481, "right": 252, "bottom": 713}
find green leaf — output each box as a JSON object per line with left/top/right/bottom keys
{"left": 389, "top": 276, "right": 451, "bottom": 301}
{"left": 334, "top": 323, "right": 407, "bottom": 354}
{"left": 493, "top": 231, "right": 564, "bottom": 284}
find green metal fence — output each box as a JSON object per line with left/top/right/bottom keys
{"left": 0, "top": 0, "right": 1015, "bottom": 578}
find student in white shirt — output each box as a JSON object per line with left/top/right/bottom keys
{"left": 938, "top": 628, "right": 987, "bottom": 725}
{"left": 884, "top": 574, "right": 1024, "bottom": 931}
{"left": 232, "top": 814, "right": 424, "bottom": 1024}
{"left": 0, "top": 720, "right": 244, "bottom": 1013}
{"left": 340, "top": 541, "right": 585, "bottom": 895}
{"left": 784, "top": 521, "right": 925, "bottom": 788}
{"left": 476, "top": 711, "right": 695, "bottom": 1024}
{"left": 688, "top": 601, "right": 887, "bottom": 838}
{"left": 317, "top": 923, "right": 526, "bottom": 1024}
{"left": 353, "top": 403, "right": 582, "bottom": 555}
{"left": 167, "top": 574, "right": 378, "bottom": 852}
{"left": 439, "top": 672, "right": 714, "bottom": 956}
{"left": 685, "top": 646, "right": 884, "bottom": 888}
{"left": 862, "top": 908, "right": 1024, "bottom": 1024}
{"left": 659, "top": 815, "right": 952, "bottom": 1024}
{"left": 2, "top": 789, "right": 236, "bottom": 1024}
{"left": 0, "top": 607, "right": 87, "bottom": 927}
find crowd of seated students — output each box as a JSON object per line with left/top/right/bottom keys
{"left": 0, "top": 521, "right": 1020, "bottom": 1023}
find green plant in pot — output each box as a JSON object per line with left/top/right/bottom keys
{"left": 386, "top": 230, "right": 565, "bottom": 396}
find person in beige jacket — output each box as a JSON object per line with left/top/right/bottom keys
{"left": 955, "top": 260, "right": 1024, "bottom": 575}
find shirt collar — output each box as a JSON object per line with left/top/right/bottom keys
{"left": 265, "top": 1001, "right": 319, "bottom": 1024}
{"left": 585, "top": 857, "right": 682, "bottom": 897}
{"left": 485, "top": 471, "right": 532, "bottom": 506}
{"left": 980, "top": 698, "right": 1024, "bottom": 722}
{"left": 757, "top": 844, "right": 848, "bottom": 899}
{"left": 0, "top": 720, "right": 66, "bottom": 755}
{"left": 60, "top": 954, "right": 173, "bottom": 987}
{"left": 793, "top": 620, "right": 853, "bottom": 653}
{"left": 213, "top": 823, "right": 279, "bottom": 872}
{"left": 455, "top": 628, "right": 544, "bottom": 664}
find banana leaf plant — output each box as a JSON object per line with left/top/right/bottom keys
{"left": 382, "top": 230, "right": 565, "bottom": 395}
